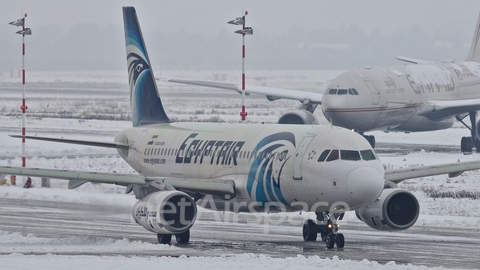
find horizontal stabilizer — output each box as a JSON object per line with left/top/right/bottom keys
{"left": 396, "top": 56, "right": 434, "bottom": 64}
{"left": 9, "top": 135, "right": 129, "bottom": 150}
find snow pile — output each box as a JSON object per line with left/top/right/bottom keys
{"left": 0, "top": 253, "right": 442, "bottom": 270}
{"left": 0, "top": 185, "right": 136, "bottom": 207}
{"left": 0, "top": 231, "right": 176, "bottom": 253}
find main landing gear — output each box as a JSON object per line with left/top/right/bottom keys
{"left": 457, "top": 111, "right": 480, "bottom": 153}
{"left": 157, "top": 229, "right": 190, "bottom": 245}
{"left": 303, "top": 212, "right": 345, "bottom": 249}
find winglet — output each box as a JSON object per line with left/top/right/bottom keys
{"left": 123, "top": 6, "right": 170, "bottom": 126}
{"left": 466, "top": 12, "right": 480, "bottom": 62}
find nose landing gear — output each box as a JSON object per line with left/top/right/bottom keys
{"left": 302, "top": 212, "right": 345, "bottom": 249}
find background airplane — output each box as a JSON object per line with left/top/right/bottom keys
{"left": 2, "top": 6, "right": 480, "bottom": 249}
{"left": 158, "top": 12, "right": 480, "bottom": 153}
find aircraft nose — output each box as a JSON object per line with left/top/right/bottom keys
{"left": 322, "top": 95, "right": 346, "bottom": 110}
{"left": 346, "top": 166, "right": 384, "bottom": 205}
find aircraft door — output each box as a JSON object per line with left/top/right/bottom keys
{"left": 132, "top": 129, "right": 150, "bottom": 173}
{"left": 293, "top": 135, "right": 315, "bottom": 180}
{"left": 364, "top": 80, "right": 380, "bottom": 105}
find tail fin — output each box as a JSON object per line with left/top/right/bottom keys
{"left": 466, "top": 12, "right": 480, "bottom": 62}
{"left": 123, "top": 7, "right": 170, "bottom": 126}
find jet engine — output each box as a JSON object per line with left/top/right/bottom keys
{"left": 278, "top": 109, "right": 319, "bottom": 125}
{"left": 476, "top": 119, "right": 480, "bottom": 142}
{"left": 132, "top": 190, "right": 197, "bottom": 234}
{"left": 355, "top": 188, "right": 419, "bottom": 231}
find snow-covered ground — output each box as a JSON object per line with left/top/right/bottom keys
{"left": 1, "top": 70, "right": 479, "bottom": 269}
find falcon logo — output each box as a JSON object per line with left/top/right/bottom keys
{"left": 246, "top": 132, "right": 296, "bottom": 205}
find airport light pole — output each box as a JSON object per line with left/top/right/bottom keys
{"left": 228, "top": 11, "right": 253, "bottom": 121}
{"left": 9, "top": 13, "right": 32, "bottom": 186}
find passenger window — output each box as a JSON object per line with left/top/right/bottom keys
{"left": 360, "top": 150, "right": 377, "bottom": 160}
{"left": 318, "top": 150, "right": 330, "bottom": 162}
{"left": 326, "top": 150, "right": 339, "bottom": 161}
{"left": 341, "top": 150, "right": 361, "bottom": 161}
{"left": 328, "top": 89, "right": 337, "bottom": 95}
{"left": 337, "top": 89, "right": 348, "bottom": 95}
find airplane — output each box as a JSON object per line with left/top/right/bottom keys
{"left": 2, "top": 6, "right": 480, "bottom": 249}
{"left": 158, "top": 12, "right": 480, "bottom": 153}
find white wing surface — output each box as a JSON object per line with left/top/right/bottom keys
{"left": 396, "top": 56, "right": 435, "bottom": 64}
{"left": 157, "top": 76, "right": 323, "bottom": 104}
{"left": 0, "top": 166, "right": 235, "bottom": 197}
{"left": 385, "top": 160, "right": 480, "bottom": 184}
{"left": 416, "top": 99, "right": 480, "bottom": 121}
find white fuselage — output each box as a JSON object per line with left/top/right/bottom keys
{"left": 322, "top": 61, "right": 480, "bottom": 132}
{"left": 115, "top": 123, "right": 384, "bottom": 213}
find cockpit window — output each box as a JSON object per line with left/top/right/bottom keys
{"left": 340, "top": 150, "right": 361, "bottom": 161}
{"left": 328, "top": 89, "right": 337, "bottom": 95}
{"left": 328, "top": 88, "right": 359, "bottom": 95}
{"left": 318, "top": 150, "right": 330, "bottom": 162}
{"left": 326, "top": 150, "right": 339, "bottom": 161}
{"left": 360, "top": 150, "right": 377, "bottom": 160}
{"left": 337, "top": 89, "right": 348, "bottom": 95}
{"left": 349, "top": 88, "right": 359, "bottom": 95}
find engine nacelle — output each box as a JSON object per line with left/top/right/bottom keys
{"left": 355, "top": 188, "right": 419, "bottom": 231}
{"left": 476, "top": 119, "right": 480, "bottom": 142}
{"left": 278, "top": 109, "right": 319, "bottom": 125}
{"left": 132, "top": 190, "right": 197, "bottom": 234}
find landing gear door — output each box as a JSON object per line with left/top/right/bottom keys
{"left": 365, "top": 80, "right": 379, "bottom": 105}
{"left": 293, "top": 135, "right": 315, "bottom": 180}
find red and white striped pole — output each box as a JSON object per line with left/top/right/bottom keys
{"left": 10, "top": 14, "right": 32, "bottom": 186}
{"left": 21, "top": 14, "right": 27, "bottom": 180}
{"left": 240, "top": 12, "right": 247, "bottom": 121}
{"left": 229, "top": 11, "right": 253, "bottom": 122}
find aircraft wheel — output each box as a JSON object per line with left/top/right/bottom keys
{"left": 336, "top": 233, "right": 345, "bottom": 248}
{"left": 475, "top": 139, "right": 480, "bottom": 153}
{"left": 461, "top": 137, "right": 472, "bottom": 153}
{"left": 303, "top": 219, "right": 318, "bottom": 241}
{"left": 175, "top": 230, "right": 190, "bottom": 244}
{"left": 325, "top": 234, "right": 335, "bottom": 249}
{"left": 157, "top": 233, "right": 172, "bottom": 244}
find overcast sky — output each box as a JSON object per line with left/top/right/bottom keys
{"left": 2, "top": 0, "right": 478, "bottom": 35}
{"left": 1, "top": 0, "right": 480, "bottom": 71}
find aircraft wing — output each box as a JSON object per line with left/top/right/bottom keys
{"left": 396, "top": 56, "right": 435, "bottom": 64}
{"left": 157, "top": 76, "right": 323, "bottom": 104}
{"left": 384, "top": 159, "right": 480, "bottom": 184}
{"left": 416, "top": 99, "right": 480, "bottom": 121}
{"left": 0, "top": 166, "right": 235, "bottom": 197}
{"left": 9, "top": 135, "right": 129, "bottom": 150}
